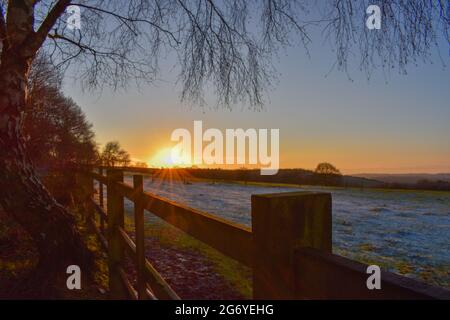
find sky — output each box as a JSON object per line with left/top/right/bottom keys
{"left": 63, "top": 15, "right": 450, "bottom": 175}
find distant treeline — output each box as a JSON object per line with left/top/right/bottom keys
{"left": 383, "top": 179, "right": 450, "bottom": 192}
{"left": 185, "top": 168, "right": 373, "bottom": 188}
{"left": 114, "top": 167, "right": 450, "bottom": 192}
{"left": 184, "top": 168, "right": 450, "bottom": 191}
{"left": 118, "top": 167, "right": 380, "bottom": 188}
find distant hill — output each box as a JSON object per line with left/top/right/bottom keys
{"left": 121, "top": 166, "right": 382, "bottom": 188}
{"left": 354, "top": 173, "right": 450, "bottom": 185}
{"left": 183, "top": 168, "right": 383, "bottom": 188}
{"left": 112, "top": 166, "right": 450, "bottom": 191}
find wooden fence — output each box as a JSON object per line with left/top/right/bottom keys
{"left": 78, "top": 167, "right": 450, "bottom": 300}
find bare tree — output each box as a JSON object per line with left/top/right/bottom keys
{"left": 24, "top": 55, "right": 97, "bottom": 169}
{"left": 0, "top": 0, "right": 447, "bottom": 296}
{"left": 132, "top": 161, "right": 148, "bottom": 168}
{"left": 100, "top": 141, "right": 130, "bottom": 167}
{"left": 315, "top": 162, "right": 341, "bottom": 176}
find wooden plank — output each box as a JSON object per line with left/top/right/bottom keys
{"left": 294, "top": 247, "right": 450, "bottom": 300}
{"left": 144, "top": 258, "right": 180, "bottom": 300}
{"left": 90, "top": 171, "right": 108, "bottom": 185}
{"left": 85, "top": 173, "right": 95, "bottom": 223}
{"left": 133, "top": 175, "right": 146, "bottom": 300}
{"left": 118, "top": 227, "right": 179, "bottom": 300}
{"left": 145, "top": 285, "right": 157, "bottom": 300}
{"left": 116, "top": 181, "right": 135, "bottom": 199}
{"left": 96, "top": 166, "right": 156, "bottom": 176}
{"left": 99, "top": 176, "right": 105, "bottom": 233}
{"left": 119, "top": 267, "right": 138, "bottom": 300}
{"left": 90, "top": 217, "right": 108, "bottom": 251}
{"left": 119, "top": 227, "right": 136, "bottom": 259}
{"left": 91, "top": 198, "right": 107, "bottom": 219}
{"left": 111, "top": 176, "right": 252, "bottom": 267}
{"left": 99, "top": 168, "right": 104, "bottom": 207}
{"left": 106, "top": 169, "right": 127, "bottom": 299}
{"left": 141, "top": 190, "right": 253, "bottom": 267}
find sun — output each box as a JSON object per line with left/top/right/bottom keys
{"left": 148, "top": 146, "right": 192, "bottom": 168}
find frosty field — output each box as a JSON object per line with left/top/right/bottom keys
{"left": 122, "top": 176, "right": 450, "bottom": 288}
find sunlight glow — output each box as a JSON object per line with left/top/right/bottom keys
{"left": 148, "top": 146, "right": 191, "bottom": 168}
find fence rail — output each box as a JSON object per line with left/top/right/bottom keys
{"left": 78, "top": 167, "right": 450, "bottom": 300}
{"left": 294, "top": 247, "right": 450, "bottom": 299}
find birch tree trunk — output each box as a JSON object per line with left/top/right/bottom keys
{"left": 0, "top": 1, "right": 92, "bottom": 297}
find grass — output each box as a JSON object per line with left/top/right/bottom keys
{"left": 334, "top": 246, "right": 449, "bottom": 289}
{"left": 74, "top": 209, "right": 109, "bottom": 291}
{"left": 0, "top": 209, "right": 38, "bottom": 281}
{"left": 0, "top": 205, "right": 109, "bottom": 299}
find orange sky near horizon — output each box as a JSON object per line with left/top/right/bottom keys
{"left": 90, "top": 119, "right": 450, "bottom": 175}
{"left": 70, "top": 94, "right": 450, "bottom": 175}
{"left": 69, "top": 84, "right": 450, "bottom": 175}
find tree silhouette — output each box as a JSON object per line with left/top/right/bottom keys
{"left": 132, "top": 161, "right": 148, "bottom": 168}
{"left": 24, "top": 55, "right": 97, "bottom": 169}
{"left": 315, "top": 162, "right": 342, "bottom": 176}
{"left": 100, "top": 141, "right": 131, "bottom": 167}
{"left": 0, "top": 0, "right": 447, "bottom": 296}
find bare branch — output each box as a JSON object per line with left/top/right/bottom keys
{"left": 27, "top": 0, "right": 72, "bottom": 54}
{"left": 10, "top": 0, "right": 447, "bottom": 107}
{"left": 324, "top": 0, "right": 447, "bottom": 78}
{"left": 72, "top": 3, "right": 180, "bottom": 45}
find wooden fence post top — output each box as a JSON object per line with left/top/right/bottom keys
{"left": 133, "top": 175, "right": 144, "bottom": 188}
{"left": 107, "top": 168, "right": 124, "bottom": 181}
{"left": 251, "top": 191, "right": 331, "bottom": 200}
{"left": 251, "top": 190, "right": 332, "bottom": 299}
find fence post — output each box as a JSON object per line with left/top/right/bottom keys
{"left": 85, "top": 172, "right": 94, "bottom": 224}
{"left": 107, "top": 169, "right": 127, "bottom": 299}
{"left": 99, "top": 168, "right": 105, "bottom": 232}
{"left": 251, "top": 192, "right": 332, "bottom": 299}
{"left": 76, "top": 169, "right": 94, "bottom": 223}
{"left": 133, "top": 175, "right": 146, "bottom": 299}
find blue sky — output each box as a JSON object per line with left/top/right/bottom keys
{"left": 64, "top": 14, "right": 450, "bottom": 174}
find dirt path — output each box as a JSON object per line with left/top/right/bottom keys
{"left": 125, "top": 234, "right": 247, "bottom": 299}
